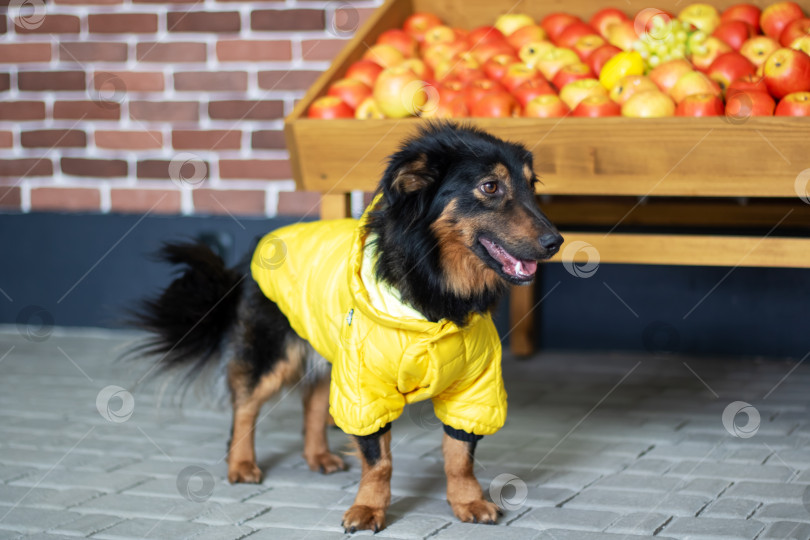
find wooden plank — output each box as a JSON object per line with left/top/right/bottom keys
{"left": 320, "top": 193, "right": 352, "bottom": 220}
{"left": 550, "top": 233, "right": 810, "bottom": 268}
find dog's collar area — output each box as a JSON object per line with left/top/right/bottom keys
{"left": 360, "top": 233, "right": 427, "bottom": 321}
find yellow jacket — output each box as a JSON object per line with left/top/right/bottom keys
{"left": 251, "top": 203, "right": 507, "bottom": 437}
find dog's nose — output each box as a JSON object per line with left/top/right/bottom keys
{"left": 539, "top": 233, "right": 563, "bottom": 255}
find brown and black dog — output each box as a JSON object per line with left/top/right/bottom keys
{"left": 129, "top": 123, "right": 563, "bottom": 532}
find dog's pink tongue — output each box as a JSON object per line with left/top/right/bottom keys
{"left": 480, "top": 238, "right": 537, "bottom": 279}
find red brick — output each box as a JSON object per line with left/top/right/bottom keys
{"left": 174, "top": 71, "right": 247, "bottom": 92}
{"left": 0, "top": 73, "right": 9, "bottom": 92}
{"left": 0, "top": 101, "right": 46, "bottom": 121}
{"left": 0, "top": 187, "right": 21, "bottom": 210}
{"left": 252, "top": 130, "right": 286, "bottom": 150}
{"left": 0, "top": 43, "right": 51, "bottom": 63}
{"left": 110, "top": 189, "right": 182, "bottom": 214}
{"left": 21, "top": 129, "right": 87, "bottom": 148}
{"left": 216, "top": 40, "right": 291, "bottom": 61}
{"left": 193, "top": 189, "right": 265, "bottom": 216}
{"left": 130, "top": 101, "right": 199, "bottom": 122}
{"left": 137, "top": 42, "right": 206, "bottom": 62}
{"left": 172, "top": 130, "right": 240, "bottom": 150}
{"left": 137, "top": 159, "right": 210, "bottom": 180}
{"left": 251, "top": 9, "right": 324, "bottom": 31}
{"left": 93, "top": 71, "right": 164, "bottom": 92}
{"left": 208, "top": 100, "right": 283, "bottom": 120}
{"left": 54, "top": 100, "right": 120, "bottom": 120}
{"left": 88, "top": 14, "right": 158, "bottom": 33}
{"left": 0, "top": 132, "right": 12, "bottom": 147}
{"left": 18, "top": 71, "right": 85, "bottom": 91}
{"left": 60, "top": 42, "right": 128, "bottom": 62}
{"left": 95, "top": 130, "right": 163, "bottom": 149}
{"left": 31, "top": 187, "right": 101, "bottom": 212}
{"left": 301, "top": 39, "right": 348, "bottom": 61}
{"left": 258, "top": 70, "right": 320, "bottom": 91}
{"left": 14, "top": 14, "right": 80, "bottom": 34}
{"left": 167, "top": 12, "right": 240, "bottom": 32}
{"left": 219, "top": 159, "right": 291, "bottom": 180}
{"left": 61, "top": 157, "right": 127, "bottom": 177}
{"left": 0, "top": 159, "right": 53, "bottom": 177}
{"left": 277, "top": 191, "right": 321, "bottom": 217}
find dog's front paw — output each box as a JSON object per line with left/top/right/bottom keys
{"left": 450, "top": 499, "right": 501, "bottom": 524}
{"left": 342, "top": 504, "right": 385, "bottom": 533}
{"left": 305, "top": 452, "right": 347, "bottom": 474}
{"left": 227, "top": 461, "right": 262, "bottom": 484}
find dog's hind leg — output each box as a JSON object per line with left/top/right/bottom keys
{"left": 301, "top": 374, "right": 346, "bottom": 474}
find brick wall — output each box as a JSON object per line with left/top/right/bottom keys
{"left": 0, "top": 0, "right": 381, "bottom": 217}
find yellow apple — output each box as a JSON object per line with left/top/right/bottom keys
{"left": 535, "top": 47, "right": 580, "bottom": 79}
{"left": 494, "top": 13, "right": 535, "bottom": 36}
{"left": 518, "top": 41, "right": 556, "bottom": 68}
{"left": 559, "top": 78, "right": 608, "bottom": 109}
{"left": 678, "top": 3, "right": 721, "bottom": 34}
{"left": 621, "top": 90, "right": 676, "bottom": 117}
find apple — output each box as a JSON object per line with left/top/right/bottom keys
{"left": 587, "top": 44, "right": 622, "bottom": 74}
{"left": 345, "top": 60, "right": 384, "bottom": 87}
{"left": 363, "top": 44, "right": 405, "bottom": 69}
{"left": 422, "top": 25, "right": 460, "bottom": 47}
{"left": 775, "top": 90, "right": 810, "bottom": 114}
{"left": 467, "top": 26, "right": 507, "bottom": 46}
{"left": 524, "top": 94, "right": 571, "bottom": 117}
{"left": 559, "top": 78, "right": 608, "bottom": 109}
{"left": 470, "top": 92, "right": 520, "bottom": 117}
{"left": 707, "top": 51, "right": 756, "bottom": 92}
{"left": 373, "top": 66, "right": 427, "bottom": 118}
{"left": 507, "top": 25, "right": 548, "bottom": 51}
{"left": 535, "top": 47, "right": 580, "bottom": 79}
{"left": 763, "top": 47, "right": 810, "bottom": 98}
{"left": 590, "top": 8, "right": 630, "bottom": 38}
{"left": 606, "top": 20, "right": 638, "bottom": 50}
{"left": 494, "top": 13, "right": 535, "bottom": 37}
{"left": 308, "top": 96, "right": 354, "bottom": 119}
{"left": 725, "top": 89, "right": 776, "bottom": 118}
{"left": 470, "top": 40, "right": 515, "bottom": 64}
{"left": 421, "top": 41, "right": 467, "bottom": 70}
{"left": 511, "top": 78, "right": 556, "bottom": 107}
{"left": 740, "top": 36, "right": 781, "bottom": 67}
{"left": 721, "top": 3, "right": 762, "bottom": 33}
{"left": 484, "top": 54, "right": 519, "bottom": 80}
{"left": 760, "top": 2, "right": 805, "bottom": 40}
{"left": 634, "top": 8, "right": 674, "bottom": 42}
{"left": 649, "top": 59, "right": 694, "bottom": 93}
{"left": 552, "top": 62, "right": 596, "bottom": 89}
{"left": 670, "top": 71, "right": 721, "bottom": 102}
{"left": 327, "top": 78, "right": 372, "bottom": 110}
{"left": 780, "top": 18, "right": 810, "bottom": 46}
{"left": 791, "top": 35, "right": 810, "bottom": 54}
{"left": 421, "top": 95, "right": 468, "bottom": 118}
{"left": 675, "top": 93, "right": 725, "bottom": 115}
{"left": 726, "top": 73, "right": 768, "bottom": 99}
{"left": 501, "top": 63, "right": 543, "bottom": 92}
{"left": 572, "top": 94, "right": 621, "bottom": 116}
{"left": 377, "top": 29, "right": 418, "bottom": 58}
{"left": 622, "top": 90, "right": 676, "bottom": 117}
{"left": 691, "top": 36, "right": 732, "bottom": 71}
{"left": 354, "top": 97, "right": 386, "bottom": 119}
{"left": 403, "top": 12, "right": 443, "bottom": 42}
{"left": 436, "top": 77, "right": 465, "bottom": 102}
{"left": 400, "top": 58, "right": 432, "bottom": 80}
{"left": 609, "top": 74, "right": 659, "bottom": 104}
{"left": 599, "top": 50, "right": 644, "bottom": 90}
{"left": 435, "top": 52, "right": 481, "bottom": 82}
{"left": 679, "top": 4, "right": 722, "bottom": 34}
{"left": 464, "top": 78, "right": 507, "bottom": 110}
{"left": 518, "top": 41, "right": 556, "bottom": 68}
{"left": 712, "top": 20, "right": 756, "bottom": 50}
{"left": 541, "top": 13, "right": 582, "bottom": 42}
{"left": 573, "top": 34, "right": 607, "bottom": 60}
{"left": 556, "top": 22, "right": 598, "bottom": 49}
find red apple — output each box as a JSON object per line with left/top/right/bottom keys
{"left": 635, "top": 8, "right": 675, "bottom": 41}
{"left": 590, "top": 8, "right": 630, "bottom": 38}
{"left": 507, "top": 25, "right": 548, "bottom": 50}
{"left": 760, "top": 2, "right": 805, "bottom": 40}
{"left": 400, "top": 58, "right": 432, "bottom": 80}
{"left": 712, "top": 20, "right": 756, "bottom": 51}
{"left": 707, "top": 51, "right": 756, "bottom": 92}
{"left": 691, "top": 36, "right": 732, "bottom": 72}
{"left": 464, "top": 78, "right": 507, "bottom": 110}
{"left": 421, "top": 41, "right": 467, "bottom": 70}
{"left": 511, "top": 78, "right": 556, "bottom": 107}
{"left": 354, "top": 97, "right": 386, "bottom": 119}
{"left": 727, "top": 73, "right": 768, "bottom": 99}
{"left": 422, "top": 25, "right": 459, "bottom": 47}
{"left": 556, "top": 22, "right": 598, "bottom": 49}
{"left": 377, "top": 29, "right": 418, "bottom": 58}
{"left": 469, "top": 92, "right": 520, "bottom": 117}
{"left": 541, "top": 13, "right": 582, "bottom": 43}
{"left": 726, "top": 89, "right": 776, "bottom": 118}
{"left": 621, "top": 90, "right": 676, "bottom": 117}
{"left": 308, "top": 96, "right": 354, "bottom": 119}
{"left": 740, "top": 36, "right": 781, "bottom": 67}
{"left": 483, "top": 54, "right": 520, "bottom": 80}
{"left": 422, "top": 95, "right": 468, "bottom": 118}
{"left": 572, "top": 94, "right": 621, "bottom": 116}
{"left": 552, "top": 62, "right": 596, "bottom": 89}
{"left": 559, "top": 78, "right": 608, "bottom": 109}
{"left": 535, "top": 47, "right": 580, "bottom": 80}
{"left": 327, "top": 78, "right": 372, "bottom": 110}
{"left": 363, "top": 44, "right": 405, "bottom": 69}
{"left": 435, "top": 52, "right": 481, "bottom": 82}
{"left": 679, "top": 4, "right": 722, "bottom": 34}
{"left": 721, "top": 3, "right": 761, "bottom": 33}
{"left": 436, "top": 77, "right": 466, "bottom": 103}
{"left": 775, "top": 90, "right": 810, "bottom": 114}
{"left": 670, "top": 71, "right": 722, "bottom": 103}
{"left": 518, "top": 41, "right": 555, "bottom": 68}
{"left": 373, "top": 66, "right": 427, "bottom": 117}
{"left": 345, "top": 60, "right": 384, "bottom": 87}
{"left": 467, "top": 26, "right": 507, "bottom": 46}
{"left": 649, "top": 59, "right": 694, "bottom": 93}
{"left": 675, "top": 93, "right": 725, "bottom": 116}
{"left": 609, "top": 74, "right": 659, "bottom": 104}
{"left": 587, "top": 44, "right": 622, "bottom": 74}
{"left": 573, "top": 34, "right": 607, "bottom": 60}
{"left": 524, "top": 94, "right": 571, "bottom": 117}
{"left": 606, "top": 20, "right": 639, "bottom": 50}
{"left": 501, "top": 63, "right": 543, "bottom": 92}
{"left": 763, "top": 47, "right": 810, "bottom": 98}
{"left": 470, "top": 40, "right": 515, "bottom": 64}
{"left": 780, "top": 18, "right": 810, "bottom": 46}
{"left": 403, "top": 12, "right": 443, "bottom": 42}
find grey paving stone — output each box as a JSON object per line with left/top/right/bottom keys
{"left": 521, "top": 486, "right": 575, "bottom": 507}
{"left": 0, "top": 466, "right": 36, "bottom": 484}
{"left": 91, "top": 518, "right": 209, "bottom": 539}
{"left": 605, "top": 512, "right": 670, "bottom": 535}
{"left": 532, "top": 469, "right": 602, "bottom": 491}
{"left": 623, "top": 458, "right": 675, "bottom": 475}
{"left": 126, "top": 477, "right": 269, "bottom": 504}
{"left": 243, "top": 506, "right": 346, "bottom": 532}
{"left": 564, "top": 489, "right": 708, "bottom": 517}
{"left": 49, "top": 513, "right": 124, "bottom": 536}
{"left": 511, "top": 507, "right": 620, "bottom": 532}
{"left": 700, "top": 497, "right": 760, "bottom": 519}
{"left": 387, "top": 497, "right": 456, "bottom": 519}
{"left": 247, "top": 486, "right": 354, "bottom": 509}
{"left": 432, "top": 522, "right": 541, "bottom": 540}
{"left": 661, "top": 516, "right": 765, "bottom": 539}
{"left": 677, "top": 479, "right": 731, "bottom": 499}
{"left": 243, "top": 529, "right": 347, "bottom": 540}
{"left": 374, "top": 515, "right": 450, "bottom": 538}
{"left": 759, "top": 521, "right": 810, "bottom": 539}
{"left": 10, "top": 470, "right": 147, "bottom": 493}
{"left": 0, "top": 486, "right": 100, "bottom": 510}
{"left": 725, "top": 481, "right": 806, "bottom": 503}
{"left": 667, "top": 461, "right": 795, "bottom": 482}
{"left": 194, "top": 502, "right": 268, "bottom": 526}
{"left": 593, "top": 474, "right": 683, "bottom": 492}
{"left": 535, "top": 530, "right": 675, "bottom": 540}
{"left": 72, "top": 493, "right": 208, "bottom": 521}
{"left": 0, "top": 507, "right": 78, "bottom": 534}
{"left": 187, "top": 524, "right": 255, "bottom": 540}
{"left": 755, "top": 503, "right": 810, "bottom": 522}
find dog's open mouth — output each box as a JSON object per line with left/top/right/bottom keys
{"left": 479, "top": 237, "right": 537, "bottom": 281}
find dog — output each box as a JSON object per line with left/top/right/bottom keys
{"left": 128, "top": 122, "right": 563, "bottom": 532}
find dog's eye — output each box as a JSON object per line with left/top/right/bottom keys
{"left": 480, "top": 181, "right": 499, "bottom": 195}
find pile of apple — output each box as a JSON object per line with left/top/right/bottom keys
{"left": 308, "top": 2, "right": 810, "bottom": 119}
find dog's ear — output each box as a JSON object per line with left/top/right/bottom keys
{"left": 390, "top": 154, "right": 434, "bottom": 194}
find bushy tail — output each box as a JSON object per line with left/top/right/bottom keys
{"left": 125, "top": 242, "right": 244, "bottom": 384}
